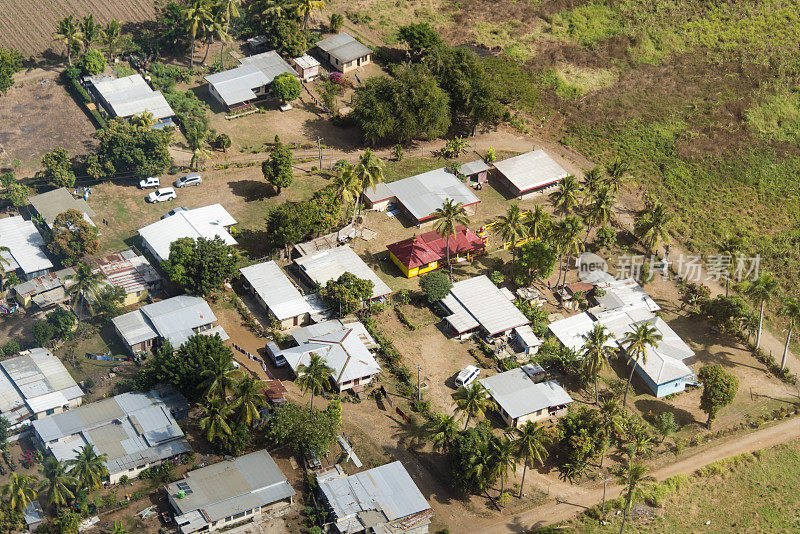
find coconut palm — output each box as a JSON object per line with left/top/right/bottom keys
{"left": 185, "top": 0, "right": 213, "bottom": 69}
{"left": 621, "top": 322, "right": 663, "bottom": 407}
{"left": 41, "top": 457, "right": 76, "bottom": 508}
{"left": 187, "top": 124, "right": 213, "bottom": 170}
{"left": 526, "top": 205, "right": 551, "bottom": 241}
{"left": 549, "top": 175, "right": 580, "bottom": 218}
{"left": 617, "top": 460, "right": 654, "bottom": 533}
{"left": 255, "top": 0, "right": 294, "bottom": 18}
{"left": 2, "top": 473, "right": 40, "bottom": 514}
{"left": 296, "top": 352, "right": 333, "bottom": 409}
{"left": 634, "top": 200, "right": 672, "bottom": 254}
{"left": 296, "top": 0, "right": 326, "bottom": 43}
{"left": 453, "top": 382, "right": 495, "bottom": 430}
{"left": 512, "top": 421, "right": 549, "bottom": 498}
{"left": 582, "top": 167, "right": 604, "bottom": 197}
{"left": 101, "top": 20, "right": 122, "bottom": 61}
{"left": 553, "top": 215, "right": 584, "bottom": 289}
{"left": 53, "top": 16, "right": 84, "bottom": 66}
{"left": 493, "top": 204, "right": 528, "bottom": 278}
{"left": 584, "top": 185, "right": 615, "bottom": 243}
{"left": 218, "top": 0, "right": 240, "bottom": 61}
{"left": 231, "top": 375, "right": 266, "bottom": 426}
{"left": 198, "top": 398, "right": 233, "bottom": 443}
{"left": 717, "top": 233, "right": 743, "bottom": 296}
{"left": 433, "top": 198, "right": 470, "bottom": 280}
{"left": 66, "top": 262, "right": 104, "bottom": 323}
{"left": 200, "top": 6, "right": 230, "bottom": 65}
{"left": 0, "top": 246, "right": 11, "bottom": 297}
{"left": 200, "top": 352, "right": 241, "bottom": 401}
{"left": 352, "top": 149, "right": 385, "bottom": 229}
{"left": 779, "top": 297, "right": 800, "bottom": 370}
{"left": 581, "top": 324, "right": 614, "bottom": 404}
{"left": 465, "top": 441, "right": 495, "bottom": 493}
{"left": 424, "top": 413, "right": 458, "bottom": 453}
{"left": 131, "top": 111, "right": 156, "bottom": 129}
{"left": 598, "top": 397, "right": 622, "bottom": 467}
{"left": 490, "top": 437, "right": 517, "bottom": 497}
{"left": 80, "top": 15, "right": 100, "bottom": 50}
{"left": 742, "top": 271, "right": 781, "bottom": 351}
{"left": 67, "top": 444, "right": 109, "bottom": 491}
{"left": 605, "top": 157, "right": 628, "bottom": 194}
{"left": 332, "top": 163, "right": 359, "bottom": 223}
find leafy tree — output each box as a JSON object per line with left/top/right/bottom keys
{"left": 48, "top": 210, "right": 99, "bottom": 265}
{"left": 271, "top": 72, "right": 301, "bottom": 104}
{"left": 698, "top": 364, "right": 738, "bottom": 429}
{"left": 195, "top": 338, "right": 240, "bottom": 400}
{"left": 41, "top": 148, "right": 76, "bottom": 188}
{"left": 53, "top": 508, "right": 81, "bottom": 534}
{"left": 0, "top": 417, "right": 9, "bottom": 449}
{"left": 0, "top": 46, "right": 23, "bottom": 95}
{"left": 516, "top": 240, "right": 557, "bottom": 285}
{"left": 554, "top": 407, "right": 605, "bottom": 480}
{"left": 1, "top": 473, "right": 39, "bottom": 513}
{"left": 41, "top": 457, "right": 76, "bottom": 508}
{"left": 493, "top": 204, "right": 528, "bottom": 278}
{"left": 0, "top": 501, "right": 23, "bottom": 534}
{"left": 322, "top": 272, "right": 373, "bottom": 316}
{"left": 352, "top": 64, "right": 451, "bottom": 144}
{"left": 741, "top": 271, "right": 780, "bottom": 350}
{"left": 96, "top": 119, "right": 172, "bottom": 178}
{"left": 91, "top": 285, "right": 125, "bottom": 319}
{"left": 513, "top": 422, "right": 549, "bottom": 498}
{"left": 581, "top": 324, "right": 614, "bottom": 404}
{"left": 419, "top": 270, "right": 452, "bottom": 304}
{"left": 32, "top": 319, "right": 57, "bottom": 347}
{"left": 219, "top": 421, "right": 250, "bottom": 455}
{"left": 199, "top": 398, "right": 233, "bottom": 443}
{"left": 161, "top": 236, "right": 238, "bottom": 296}
{"left": 778, "top": 296, "right": 800, "bottom": 370}
{"left": 215, "top": 133, "right": 231, "bottom": 152}
{"left": 46, "top": 308, "right": 75, "bottom": 340}
{"left": 398, "top": 22, "right": 442, "bottom": 58}
{"left": 53, "top": 16, "right": 83, "bottom": 66}
{"left": 77, "top": 48, "right": 105, "bottom": 75}
{"left": 266, "top": 402, "right": 341, "bottom": 458}
{"left": 67, "top": 444, "right": 108, "bottom": 490}
{"left": 699, "top": 295, "right": 749, "bottom": 333}
{"left": 617, "top": 460, "right": 654, "bottom": 533}
{"left": 621, "top": 322, "right": 662, "bottom": 407}
{"left": 453, "top": 382, "right": 495, "bottom": 430}
{"left": 262, "top": 17, "right": 306, "bottom": 57}
{"left": 448, "top": 424, "right": 496, "bottom": 493}
{"left": 634, "top": 200, "right": 672, "bottom": 253}
{"left": 262, "top": 135, "right": 293, "bottom": 194}
{"left": 164, "top": 88, "right": 210, "bottom": 131}
{"left": 328, "top": 12, "right": 344, "bottom": 33}
{"left": 265, "top": 187, "right": 342, "bottom": 248}
{"left": 650, "top": 412, "right": 680, "bottom": 443}
{"left": 231, "top": 375, "right": 266, "bottom": 426}
{"left": 595, "top": 226, "right": 617, "bottom": 249}
{"left": 425, "top": 413, "right": 459, "bottom": 453}
{"left": 3, "top": 182, "right": 30, "bottom": 208}
{"left": 433, "top": 198, "right": 469, "bottom": 280}
{"left": 296, "top": 353, "right": 333, "bottom": 409}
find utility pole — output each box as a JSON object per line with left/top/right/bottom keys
{"left": 316, "top": 137, "right": 323, "bottom": 170}
{"left": 601, "top": 470, "right": 612, "bottom": 523}
{"left": 417, "top": 365, "right": 421, "bottom": 402}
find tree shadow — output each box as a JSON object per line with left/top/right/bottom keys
{"left": 228, "top": 179, "right": 273, "bottom": 201}
{"left": 236, "top": 228, "right": 271, "bottom": 260}
{"left": 633, "top": 398, "right": 699, "bottom": 427}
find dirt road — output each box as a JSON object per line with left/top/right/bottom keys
{"left": 475, "top": 418, "right": 800, "bottom": 533}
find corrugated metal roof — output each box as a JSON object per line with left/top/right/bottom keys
{"left": 480, "top": 373, "right": 573, "bottom": 419}
{"left": 0, "top": 216, "right": 53, "bottom": 275}
{"left": 91, "top": 251, "right": 160, "bottom": 295}
{"left": 293, "top": 55, "right": 320, "bottom": 69}
{"left": 240, "top": 261, "right": 317, "bottom": 321}
{"left": 92, "top": 74, "right": 175, "bottom": 120}
{"left": 460, "top": 159, "right": 491, "bottom": 175}
{"left": 363, "top": 182, "right": 395, "bottom": 203}
{"left": 316, "top": 33, "right": 372, "bottom": 64}
{"left": 0, "top": 349, "right": 83, "bottom": 417}
{"left": 443, "top": 276, "right": 529, "bottom": 336}
{"left": 379, "top": 168, "right": 479, "bottom": 222}
{"left": 547, "top": 312, "right": 597, "bottom": 353}
{"left": 142, "top": 295, "right": 216, "bottom": 339}
{"left": 205, "top": 51, "right": 295, "bottom": 107}
{"left": 138, "top": 204, "right": 237, "bottom": 262}
{"left": 493, "top": 150, "right": 570, "bottom": 193}
{"left": 295, "top": 245, "right": 392, "bottom": 298}
{"left": 28, "top": 188, "right": 96, "bottom": 228}
{"left": 12, "top": 267, "right": 75, "bottom": 298}
{"left": 111, "top": 309, "right": 158, "bottom": 346}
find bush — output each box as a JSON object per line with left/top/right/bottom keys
{"left": 78, "top": 48, "right": 106, "bottom": 75}
{"left": 271, "top": 72, "right": 301, "bottom": 103}
{"left": 419, "top": 270, "right": 452, "bottom": 304}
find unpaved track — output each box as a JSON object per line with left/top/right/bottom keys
{"left": 476, "top": 418, "right": 800, "bottom": 533}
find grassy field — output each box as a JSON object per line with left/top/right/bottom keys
{"left": 548, "top": 440, "right": 800, "bottom": 533}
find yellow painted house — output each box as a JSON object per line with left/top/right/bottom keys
{"left": 88, "top": 250, "right": 163, "bottom": 307}
{"left": 387, "top": 226, "right": 487, "bottom": 278}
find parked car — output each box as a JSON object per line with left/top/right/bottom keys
{"left": 455, "top": 365, "right": 481, "bottom": 388}
{"left": 266, "top": 341, "right": 287, "bottom": 367}
{"left": 138, "top": 176, "right": 160, "bottom": 189}
{"left": 147, "top": 187, "right": 177, "bottom": 203}
{"left": 174, "top": 173, "right": 202, "bottom": 188}
{"left": 161, "top": 206, "right": 189, "bottom": 219}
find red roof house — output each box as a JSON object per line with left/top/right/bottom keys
{"left": 387, "top": 226, "right": 486, "bottom": 278}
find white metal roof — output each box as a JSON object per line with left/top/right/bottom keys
{"left": 293, "top": 54, "right": 320, "bottom": 69}
{"left": 0, "top": 349, "right": 83, "bottom": 417}
{"left": 294, "top": 245, "right": 392, "bottom": 298}
{"left": 316, "top": 33, "right": 373, "bottom": 64}
{"left": 547, "top": 312, "right": 598, "bottom": 353}
{"left": 0, "top": 216, "right": 53, "bottom": 275}
{"left": 138, "top": 204, "right": 238, "bottom": 262}
{"left": 205, "top": 51, "right": 296, "bottom": 107}
{"left": 514, "top": 325, "right": 542, "bottom": 348}
{"left": 92, "top": 74, "right": 175, "bottom": 120}
{"left": 493, "top": 150, "right": 570, "bottom": 193}
{"left": 460, "top": 159, "right": 491, "bottom": 175}
{"left": 375, "top": 168, "right": 480, "bottom": 222}
{"left": 442, "top": 276, "right": 529, "bottom": 336}
{"left": 112, "top": 295, "right": 216, "bottom": 348}
{"left": 240, "top": 261, "right": 326, "bottom": 321}
{"left": 479, "top": 372, "right": 573, "bottom": 419}
{"left": 593, "top": 278, "right": 660, "bottom": 314}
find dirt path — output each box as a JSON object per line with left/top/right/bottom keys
{"left": 475, "top": 418, "right": 800, "bottom": 533}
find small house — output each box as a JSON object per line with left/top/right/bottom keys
{"left": 294, "top": 245, "right": 392, "bottom": 301}
{"left": 493, "top": 150, "right": 570, "bottom": 198}
{"left": 23, "top": 501, "right": 44, "bottom": 532}
{"left": 293, "top": 55, "right": 320, "bottom": 81}
{"left": 138, "top": 204, "right": 237, "bottom": 263}
{"left": 12, "top": 267, "right": 75, "bottom": 309}
{"left": 386, "top": 226, "right": 486, "bottom": 278}
{"left": 479, "top": 368, "right": 573, "bottom": 428}
{"left": 315, "top": 33, "right": 372, "bottom": 73}
{"left": 439, "top": 275, "right": 529, "bottom": 339}
{"left": 89, "top": 250, "right": 162, "bottom": 307}
{"left": 0, "top": 216, "right": 53, "bottom": 280}
{"left": 460, "top": 159, "right": 491, "bottom": 185}
{"left": 514, "top": 325, "right": 542, "bottom": 356}
{"left": 205, "top": 51, "right": 296, "bottom": 111}
{"left": 28, "top": 188, "right": 96, "bottom": 229}
{"left": 86, "top": 74, "right": 175, "bottom": 128}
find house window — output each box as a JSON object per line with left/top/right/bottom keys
{"left": 45, "top": 408, "right": 55, "bottom": 415}
{"left": 232, "top": 512, "right": 246, "bottom": 520}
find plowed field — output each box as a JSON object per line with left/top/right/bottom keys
{"left": 0, "top": 0, "right": 157, "bottom": 58}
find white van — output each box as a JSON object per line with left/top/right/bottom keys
{"left": 455, "top": 365, "right": 481, "bottom": 388}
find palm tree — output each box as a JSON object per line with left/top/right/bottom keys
{"left": 605, "top": 157, "right": 628, "bottom": 194}
{"left": 634, "top": 200, "right": 672, "bottom": 254}
{"left": 201, "top": 6, "right": 229, "bottom": 65}
{"left": 352, "top": 149, "right": 385, "bottom": 236}
{"left": 231, "top": 375, "right": 266, "bottom": 426}
{"left": 296, "top": 0, "right": 326, "bottom": 44}
{"left": 581, "top": 324, "right": 614, "bottom": 404}
{"left": 779, "top": 297, "right": 800, "bottom": 370}
{"left": 0, "top": 246, "right": 11, "bottom": 297}
{"left": 2, "top": 473, "right": 39, "bottom": 513}
{"left": 296, "top": 352, "right": 333, "bottom": 409}
{"left": 465, "top": 441, "right": 495, "bottom": 493}
{"left": 584, "top": 185, "right": 616, "bottom": 243}
{"left": 200, "top": 352, "right": 241, "bottom": 401}
{"left": 453, "top": 382, "right": 495, "bottom": 430}
{"left": 66, "top": 262, "right": 104, "bottom": 323}
{"left": 433, "top": 198, "right": 469, "bottom": 280}
{"left": 717, "top": 233, "right": 742, "bottom": 296}
{"left": 582, "top": 167, "right": 604, "bottom": 197}
{"left": 187, "top": 124, "right": 213, "bottom": 170}
{"left": 332, "top": 163, "right": 359, "bottom": 223}
{"left": 185, "top": 0, "right": 212, "bottom": 69}
{"left": 424, "top": 413, "right": 458, "bottom": 453}
{"left": 512, "top": 421, "right": 549, "bottom": 498}
{"left": 53, "top": 16, "right": 84, "bottom": 66}
{"left": 67, "top": 444, "right": 109, "bottom": 491}
{"left": 598, "top": 397, "right": 622, "bottom": 467}
{"left": 742, "top": 271, "right": 781, "bottom": 351}
{"left": 549, "top": 175, "right": 580, "bottom": 218}
{"left": 41, "top": 457, "right": 76, "bottom": 508}
{"left": 255, "top": 0, "right": 294, "bottom": 18}
{"left": 80, "top": 15, "right": 100, "bottom": 50}
{"left": 101, "top": 20, "right": 122, "bottom": 61}
{"left": 553, "top": 215, "right": 584, "bottom": 289}
{"left": 617, "top": 460, "right": 654, "bottom": 533}
{"left": 493, "top": 204, "right": 528, "bottom": 279}
{"left": 490, "top": 437, "right": 517, "bottom": 497}
{"left": 621, "top": 322, "right": 663, "bottom": 407}
{"left": 526, "top": 205, "right": 550, "bottom": 241}
{"left": 198, "top": 398, "right": 233, "bottom": 443}
{"left": 131, "top": 111, "right": 156, "bottom": 129}
{"left": 218, "top": 0, "right": 240, "bottom": 61}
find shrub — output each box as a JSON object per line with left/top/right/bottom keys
{"left": 78, "top": 48, "right": 106, "bottom": 75}
{"left": 419, "top": 270, "right": 452, "bottom": 304}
